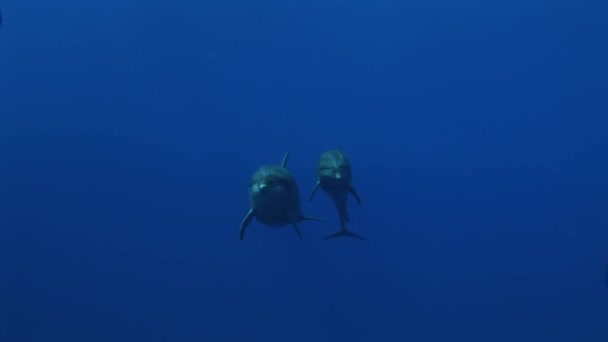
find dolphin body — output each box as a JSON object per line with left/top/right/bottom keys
{"left": 240, "top": 152, "right": 324, "bottom": 240}
{"left": 310, "top": 149, "right": 366, "bottom": 241}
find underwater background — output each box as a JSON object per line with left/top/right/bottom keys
{"left": 1, "top": 0, "right": 607, "bottom": 341}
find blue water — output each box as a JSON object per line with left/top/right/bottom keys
{"left": 1, "top": 1, "right": 607, "bottom": 341}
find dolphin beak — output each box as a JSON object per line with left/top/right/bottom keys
{"left": 252, "top": 182, "right": 267, "bottom": 193}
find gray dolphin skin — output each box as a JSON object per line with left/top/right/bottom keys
{"left": 240, "top": 152, "right": 324, "bottom": 240}
{"left": 310, "top": 149, "right": 366, "bottom": 241}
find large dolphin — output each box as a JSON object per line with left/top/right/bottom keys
{"left": 240, "top": 152, "right": 324, "bottom": 240}
{"left": 310, "top": 149, "right": 366, "bottom": 241}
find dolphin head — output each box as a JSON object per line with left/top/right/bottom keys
{"left": 251, "top": 177, "right": 285, "bottom": 195}
{"left": 318, "top": 164, "right": 351, "bottom": 186}
{"left": 319, "top": 166, "right": 341, "bottom": 179}
{"left": 317, "top": 150, "right": 352, "bottom": 184}
{"left": 249, "top": 166, "right": 292, "bottom": 199}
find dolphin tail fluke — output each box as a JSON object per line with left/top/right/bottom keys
{"left": 309, "top": 181, "right": 321, "bottom": 201}
{"left": 324, "top": 217, "right": 366, "bottom": 241}
{"left": 239, "top": 209, "right": 255, "bottom": 240}
{"left": 323, "top": 229, "right": 367, "bottom": 241}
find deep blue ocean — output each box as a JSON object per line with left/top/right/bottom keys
{"left": 1, "top": 1, "right": 607, "bottom": 341}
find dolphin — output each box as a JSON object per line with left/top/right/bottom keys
{"left": 240, "top": 152, "right": 324, "bottom": 240}
{"left": 310, "top": 149, "right": 366, "bottom": 241}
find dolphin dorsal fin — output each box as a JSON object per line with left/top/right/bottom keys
{"left": 281, "top": 152, "right": 290, "bottom": 168}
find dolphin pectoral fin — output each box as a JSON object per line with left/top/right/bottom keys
{"left": 348, "top": 185, "right": 361, "bottom": 204}
{"left": 291, "top": 222, "right": 303, "bottom": 239}
{"left": 323, "top": 229, "right": 367, "bottom": 241}
{"left": 309, "top": 181, "right": 321, "bottom": 201}
{"left": 239, "top": 209, "right": 255, "bottom": 240}
{"left": 281, "top": 152, "right": 290, "bottom": 168}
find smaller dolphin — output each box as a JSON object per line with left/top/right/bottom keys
{"left": 240, "top": 152, "right": 324, "bottom": 240}
{"left": 310, "top": 149, "right": 366, "bottom": 241}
